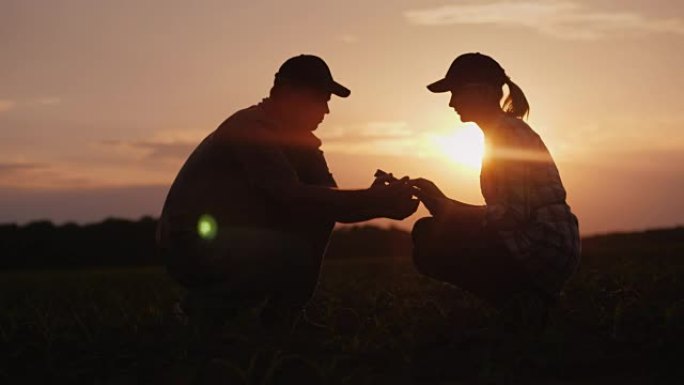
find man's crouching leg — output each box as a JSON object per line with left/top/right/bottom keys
{"left": 201, "top": 227, "right": 321, "bottom": 331}
{"left": 167, "top": 227, "right": 321, "bottom": 339}
{"left": 258, "top": 234, "right": 322, "bottom": 331}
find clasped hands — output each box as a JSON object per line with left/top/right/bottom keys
{"left": 369, "top": 169, "right": 451, "bottom": 220}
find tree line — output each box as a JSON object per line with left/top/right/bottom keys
{"left": 2, "top": 216, "right": 682, "bottom": 270}
{"left": 0, "top": 217, "right": 412, "bottom": 269}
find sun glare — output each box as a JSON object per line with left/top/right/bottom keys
{"left": 431, "top": 124, "right": 485, "bottom": 170}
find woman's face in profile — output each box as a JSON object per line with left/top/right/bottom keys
{"left": 448, "top": 84, "right": 499, "bottom": 123}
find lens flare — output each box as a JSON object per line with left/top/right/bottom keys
{"left": 431, "top": 123, "right": 484, "bottom": 170}
{"left": 197, "top": 214, "right": 218, "bottom": 240}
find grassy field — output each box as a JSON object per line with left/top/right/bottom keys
{"left": 1, "top": 237, "right": 683, "bottom": 384}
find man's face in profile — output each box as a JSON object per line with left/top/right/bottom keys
{"left": 288, "top": 88, "right": 331, "bottom": 132}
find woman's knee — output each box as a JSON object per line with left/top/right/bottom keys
{"left": 412, "top": 217, "right": 435, "bottom": 242}
{"left": 412, "top": 248, "right": 438, "bottom": 278}
{"left": 411, "top": 217, "right": 438, "bottom": 274}
{"left": 412, "top": 251, "right": 432, "bottom": 277}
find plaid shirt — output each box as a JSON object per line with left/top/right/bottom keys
{"left": 480, "top": 116, "right": 580, "bottom": 297}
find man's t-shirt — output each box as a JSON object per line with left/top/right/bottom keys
{"left": 157, "top": 98, "right": 337, "bottom": 254}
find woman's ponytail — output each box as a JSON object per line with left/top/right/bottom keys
{"left": 502, "top": 78, "right": 530, "bottom": 119}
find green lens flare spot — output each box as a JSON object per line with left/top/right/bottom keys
{"left": 197, "top": 214, "right": 218, "bottom": 240}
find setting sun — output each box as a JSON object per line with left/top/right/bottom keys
{"left": 431, "top": 124, "right": 485, "bottom": 170}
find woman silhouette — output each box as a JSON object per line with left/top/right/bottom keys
{"left": 411, "top": 53, "right": 580, "bottom": 324}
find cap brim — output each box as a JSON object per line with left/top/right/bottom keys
{"left": 330, "top": 80, "right": 351, "bottom": 98}
{"left": 427, "top": 78, "right": 452, "bottom": 93}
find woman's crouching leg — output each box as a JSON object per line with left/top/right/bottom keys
{"left": 411, "top": 217, "right": 450, "bottom": 280}
{"left": 411, "top": 216, "right": 529, "bottom": 307}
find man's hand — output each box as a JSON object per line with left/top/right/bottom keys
{"left": 369, "top": 176, "right": 419, "bottom": 220}
{"left": 371, "top": 169, "right": 399, "bottom": 187}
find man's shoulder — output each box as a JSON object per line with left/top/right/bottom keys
{"left": 214, "top": 103, "right": 279, "bottom": 143}
{"left": 220, "top": 103, "right": 277, "bottom": 131}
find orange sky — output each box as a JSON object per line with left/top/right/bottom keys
{"left": 1, "top": 0, "right": 684, "bottom": 235}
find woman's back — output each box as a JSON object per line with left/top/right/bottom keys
{"left": 480, "top": 116, "right": 580, "bottom": 297}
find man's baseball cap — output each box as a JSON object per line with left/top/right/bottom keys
{"left": 275, "top": 55, "right": 351, "bottom": 98}
{"left": 427, "top": 52, "right": 506, "bottom": 93}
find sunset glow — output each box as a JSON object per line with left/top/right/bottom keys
{"left": 1, "top": 1, "right": 683, "bottom": 235}
{"left": 431, "top": 124, "right": 485, "bottom": 171}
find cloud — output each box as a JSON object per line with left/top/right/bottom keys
{"left": 320, "top": 121, "right": 413, "bottom": 142}
{"left": 0, "top": 162, "right": 94, "bottom": 189}
{"left": 101, "top": 123, "right": 419, "bottom": 167}
{"left": 134, "top": 141, "right": 196, "bottom": 160}
{"left": 0, "top": 99, "right": 16, "bottom": 113}
{"left": 101, "top": 123, "right": 415, "bottom": 161}
{"left": 404, "top": 1, "right": 684, "bottom": 40}
{"left": 101, "top": 139, "right": 196, "bottom": 160}
{"left": 34, "top": 97, "right": 61, "bottom": 106}
{"left": 0, "top": 97, "right": 61, "bottom": 113}
{"left": 318, "top": 121, "right": 451, "bottom": 159}
{"left": 99, "top": 128, "right": 208, "bottom": 161}
{"left": 0, "top": 162, "right": 45, "bottom": 174}
{"left": 336, "top": 34, "right": 359, "bottom": 43}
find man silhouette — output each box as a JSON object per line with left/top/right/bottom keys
{"left": 157, "top": 55, "right": 418, "bottom": 328}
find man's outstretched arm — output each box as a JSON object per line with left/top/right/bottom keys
{"left": 273, "top": 180, "right": 419, "bottom": 223}
{"left": 224, "top": 123, "right": 418, "bottom": 223}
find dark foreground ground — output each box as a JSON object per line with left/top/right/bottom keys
{"left": 1, "top": 237, "right": 683, "bottom": 384}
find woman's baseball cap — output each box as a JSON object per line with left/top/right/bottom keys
{"left": 427, "top": 52, "right": 507, "bottom": 93}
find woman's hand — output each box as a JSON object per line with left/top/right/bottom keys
{"left": 409, "top": 178, "right": 447, "bottom": 200}
{"left": 409, "top": 178, "right": 451, "bottom": 217}
{"left": 414, "top": 192, "right": 452, "bottom": 217}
